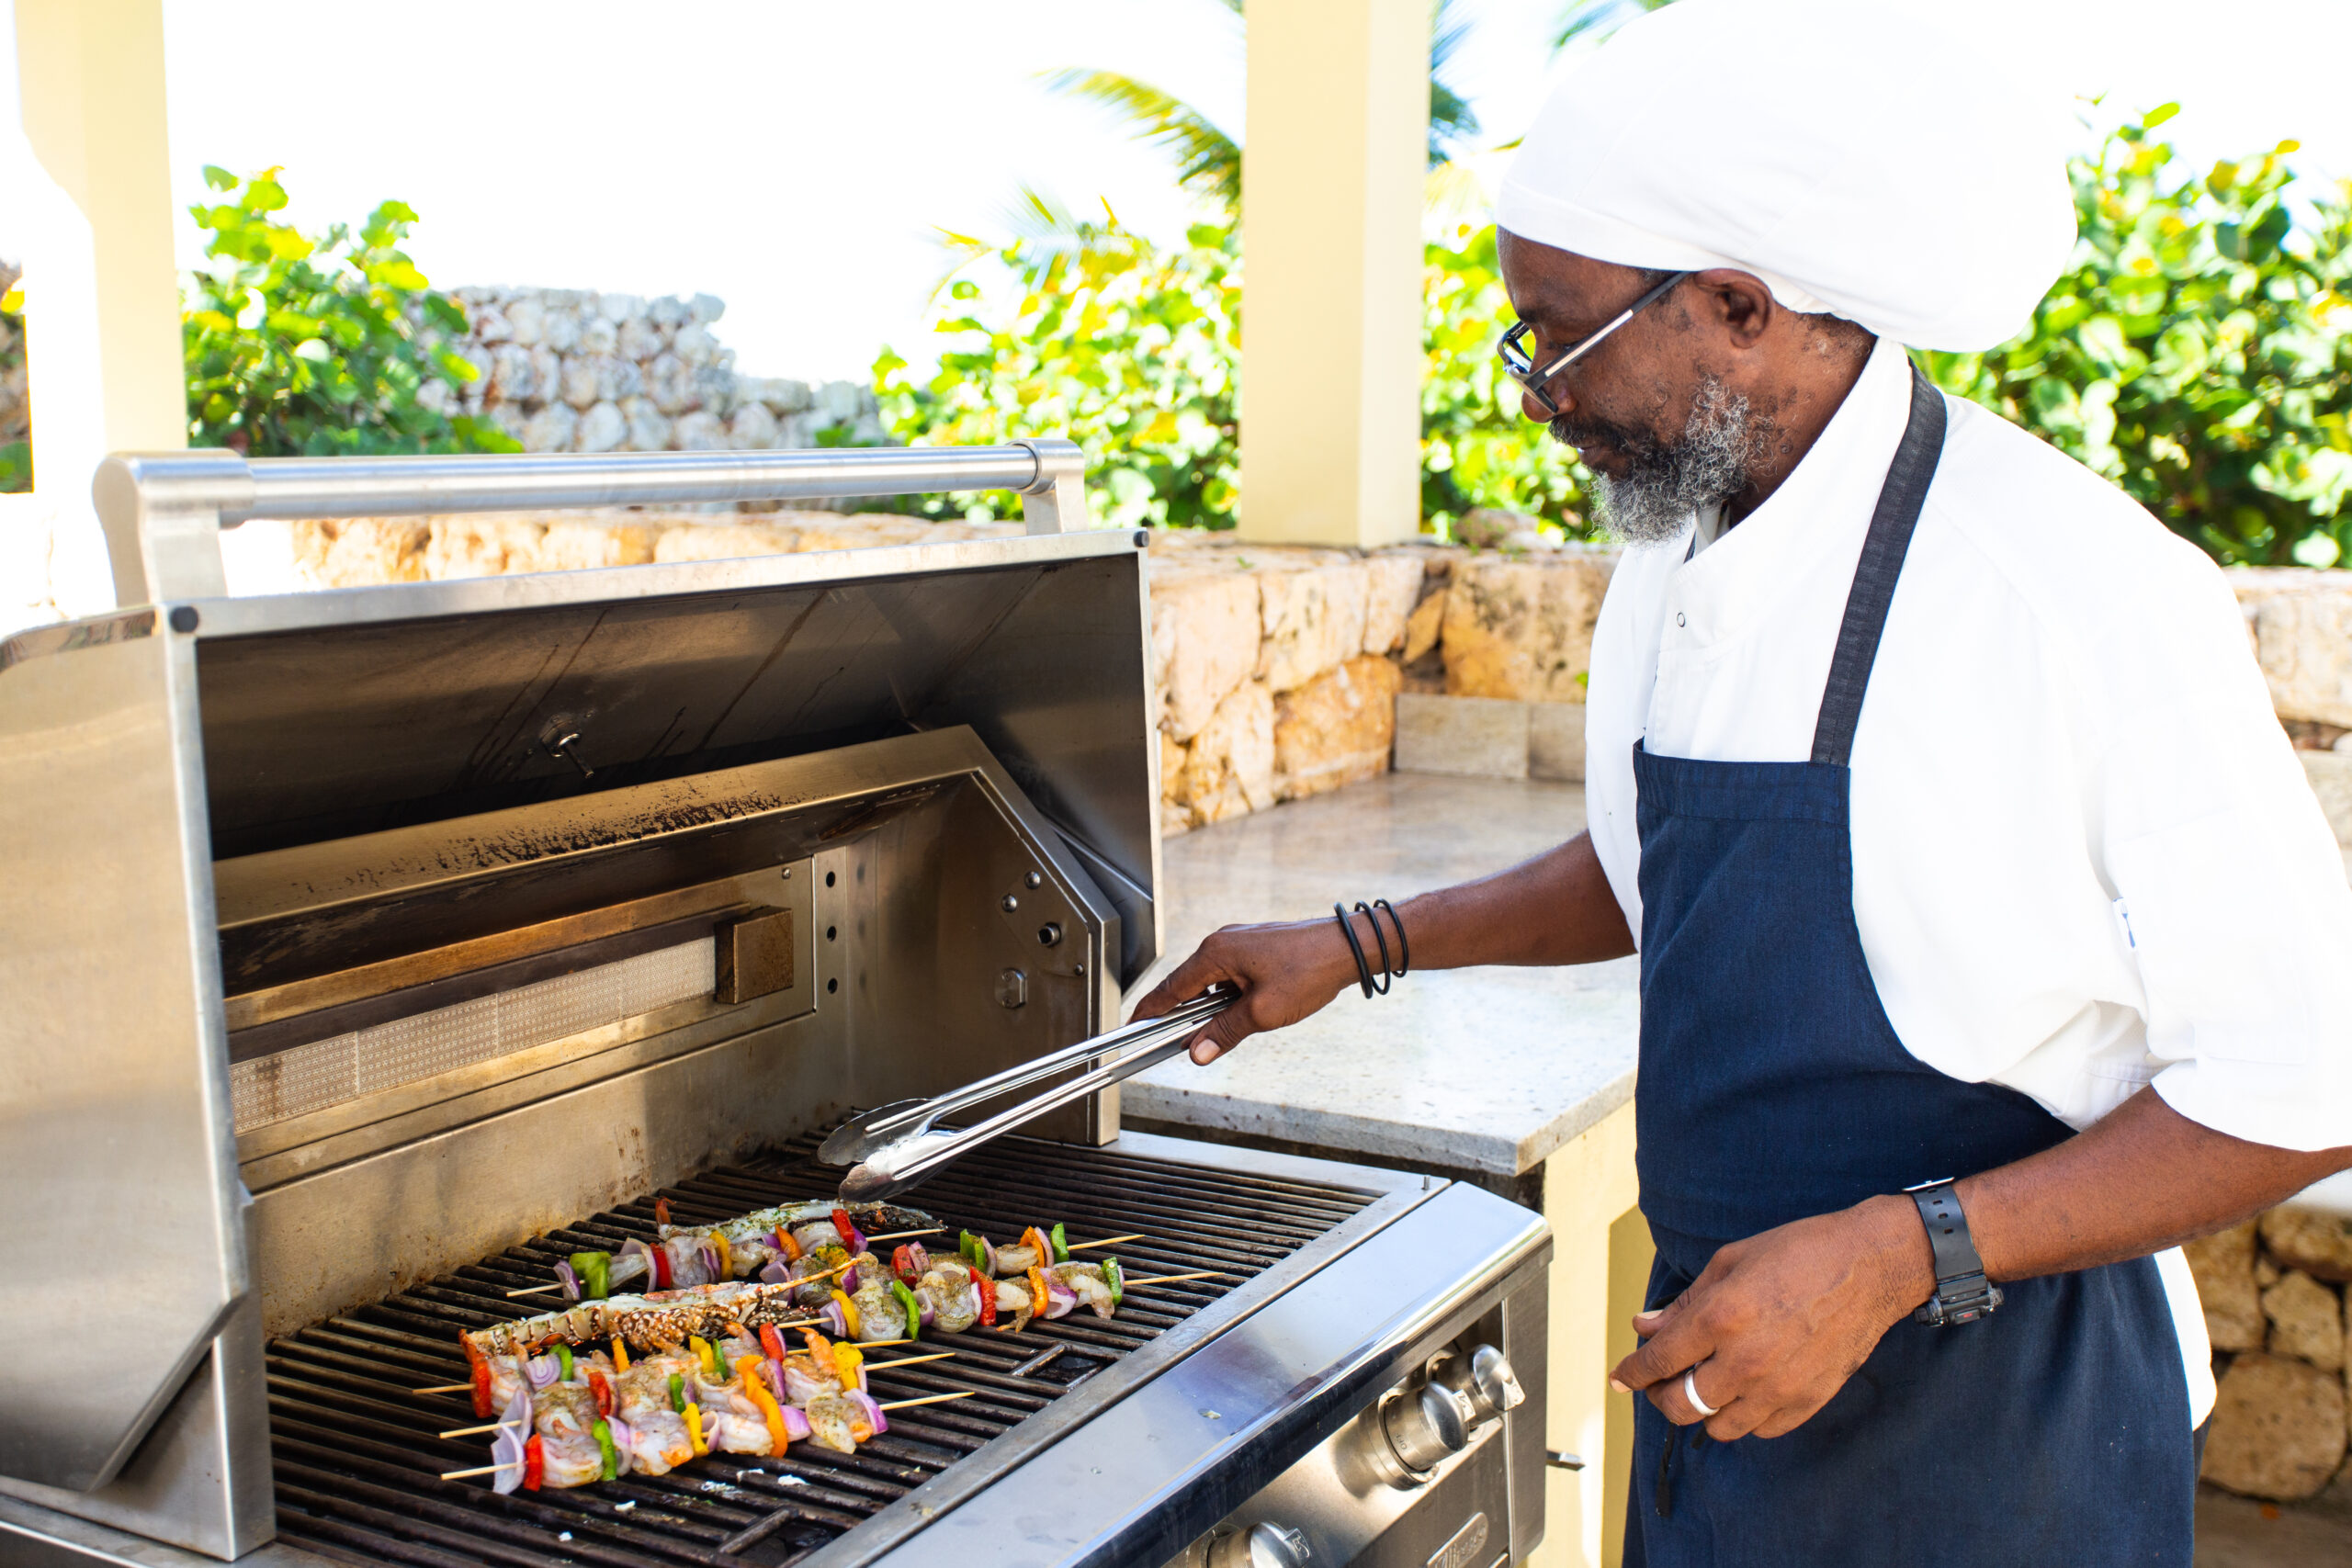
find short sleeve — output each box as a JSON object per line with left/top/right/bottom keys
{"left": 2096, "top": 551, "right": 2352, "bottom": 1152}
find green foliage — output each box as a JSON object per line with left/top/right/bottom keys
{"left": 0, "top": 267, "right": 27, "bottom": 494}
{"left": 1922, "top": 110, "right": 2352, "bottom": 567}
{"left": 182, "top": 167, "right": 516, "bottom": 457}
{"left": 874, "top": 198, "right": 1240, "bottom": 529}
{"left": 1421, "top": 220, "right": 1590, "bottom": 539}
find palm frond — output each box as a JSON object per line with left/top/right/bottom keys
{"left": 1039, "top": 68, "right": 1242, "bottom": 209}
{"left": 1428, "top": 0, "right": 1481, "bottom": 166}
{"left": 1550, "top": 0, "right": 1674, "bottom": 53}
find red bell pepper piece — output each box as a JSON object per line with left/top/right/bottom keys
{"left": 588, "top": 1368, "right": 614, "bottom": 1417}
{"left": 759, "top": 1322, "right": 787, "bottom": 1363}
{"left": 831, "top": 1206, "right": 865, "bottom": 1252}
{"left": 651, "top": 1242, "right": 673, "bottom": 1291}
{"left": 971, "top": 1265, "right": 996, "bottom": 1327}
{"left": 465, "top": 1339, "right": 494, "bottom": 1419}
{"left": 892, "top": 1244, "right": 920, "bottom": 1283}
{"left": 653, "top": 1197, "right": 671, "bottom": 1226}
{"left": 522, "top": 1434, "right": 544, "bottom": 1492}
{"left": 774, "top": 1227, "right": 803, "bottom": 1263}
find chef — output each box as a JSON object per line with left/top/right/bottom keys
{"left": 1133, "top": 1, "right": 2352, "bottom": 1562}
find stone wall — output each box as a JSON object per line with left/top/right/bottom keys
{"left": 2187, "top": 1203, "right": 2352, "bottom": 1501}
{"left": 426, "top": 286, "right": 885, "bottom": 459}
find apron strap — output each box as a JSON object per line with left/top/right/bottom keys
{"left": 1810, "top": 362, "right": 1948, "bottom": 767}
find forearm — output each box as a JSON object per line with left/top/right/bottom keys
{"left": 1847, "top": 1087, "right": 2352, "bottom": 1305}
{"left": 1380, "top": 829, "right": 1634, "bottom": 971}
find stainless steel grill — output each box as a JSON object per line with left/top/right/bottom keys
{"left": 264, "top": 1135, "right": 1375, "bottom": 1568}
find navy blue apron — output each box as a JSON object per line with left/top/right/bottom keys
{"left": 1623, "top": 366, "right": 2194, "bottom": 1567}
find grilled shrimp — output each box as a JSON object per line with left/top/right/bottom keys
{"left": 801, "top": 1392, "right": 871, "bottom": 1454}
{"left": 612, "top": 1366, "right": 695, "bottom": 1474}
{"left": 993, "top": 1277, "right": 1034, "bottom": 1325}
{"left": 535, "top": 1383, "right": 611, "bottom": 1486}
{"left": 918, "top": 1268, "right": 979, "bottom": 1333}
{"left": 1051, "top": 1261, "right": 1117, "bottom": 1320}
{"left": 695, "top": 1372, "right": 775, "bottom": 1455}
{"left": 851, "top": 1278, "right": 903, "bottom": 1339}
{"left": 994, "top": 1242, "right": 1043, "bottom": 1275}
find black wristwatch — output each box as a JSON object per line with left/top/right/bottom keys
{"left": 1903, "top": 1179, "right": 2003, "bottom": 1326}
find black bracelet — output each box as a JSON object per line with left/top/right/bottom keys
{"left": 1332, "top": 900, "right": 1410, "bottom": 999}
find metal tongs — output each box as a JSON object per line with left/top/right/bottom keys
{"left": 822, "top": 985, "right": 1238, "bottom": 1201}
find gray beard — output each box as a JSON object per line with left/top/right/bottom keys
{"left": 1580, "top": 376, "right": 1767, "bottom": 547}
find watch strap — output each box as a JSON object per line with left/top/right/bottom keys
{"left": 1904, "top": 1179, "right": 2002, "bottom": 1326}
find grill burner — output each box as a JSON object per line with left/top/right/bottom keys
{"left": 263, "top": 1134, "right": 1377, "bottom": 1568}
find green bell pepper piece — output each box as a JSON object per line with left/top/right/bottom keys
{"left": 1050, "top": 1223, "right": 1069, "bottom": 1263}
{"left": 570, "top": 1250, "right": 612, "bottom": 1300}
{"left": 669, "top": 1372, "right": 687, "bottom": 1413}
{"left": 592, "top": 1416, "right": 618, "bottom": 1481}
{"left": 1102, "top": 1258, "right": 1123, "bottom": 1310}
{"left": 889, "top": 1277, "right": 922, "bottom": 1339}
{"left": 554, "top": 1343, "right": 575, "bottom": 1381}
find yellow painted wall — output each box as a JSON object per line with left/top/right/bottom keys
{"left": 1238, "top": 0, "right": 1428, "bottom": 547}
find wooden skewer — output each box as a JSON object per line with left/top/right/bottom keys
{"left": 862, "top": 1350, "right": 956, "bottom": 1371}
{"left": 503, "top": 1254, "right": 857, "bottom": 1303}
{"left": 876, "top": 1390, "right": 975, "bottom": 1411}
{"left": 861, "top": 1226, "right": 947, "bottom": 1242}
{"left": 1071, "top": 1234, "right": 1145, "bottom": 1251}
{"left": 437, "top": 1420, "right": 524, "bottom": 1438}
{"left": 413, "top": 1382, "right": 473, "bottom": 1394}
{"left": 504, "top": 1282, "right": 566, "bottom": 1297}
{"left": 440, "top": 1461, "right": 519, "bottom": 1480}
{"left": 1121, "top": 1269, "right": 1234, "bottom": 1288}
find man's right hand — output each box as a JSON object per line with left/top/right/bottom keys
{"left": 1128, "top": 913, "right": 1374, "bottom": 1065}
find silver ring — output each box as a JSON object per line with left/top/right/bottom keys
{"left": 1681, "top": 1366, "right": 1719, "bottom": 1418}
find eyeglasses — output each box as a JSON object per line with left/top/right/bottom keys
{"left": 1497, "top": 270, "right": 1690, "bottom": 417}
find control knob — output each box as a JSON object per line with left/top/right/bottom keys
{"left": 1384, "top": 1382, "right": 1473, "bottom": 1474}
{"left": 1209, "top": 1522, "right": 1311, "bottom": 1568}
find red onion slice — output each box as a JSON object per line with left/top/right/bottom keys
{"left": 849, "top": 1391, "right": 888, "bottom": 1436}
{"left": 820, "top": 1301, "right": 846, "bottom": 1337}
{"left": 555, "top": 1261, "right": 580, "bottom": 1302}
{"left": 525, "top": 1355, "right": 559, "bottom": 1390}
{"left": 781, "top": 1404, "right": 812, "bottom": 1442}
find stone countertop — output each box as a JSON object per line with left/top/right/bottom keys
{"left": 1122, "top": 773, "right": 1638, "bottom": 1178}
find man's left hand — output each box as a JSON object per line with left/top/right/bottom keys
{"left": 1608, "top": 1194, "right": 1935, "bottom": 1441}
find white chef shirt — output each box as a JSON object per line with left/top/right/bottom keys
{"left": 1585, "top": 334, "right": 2352, "bottom": 1427}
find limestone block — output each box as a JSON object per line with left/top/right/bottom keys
{"left": 2232, "top": 568, "right": 2352, "bottom": 727}
{"left": 600, "top": 355, "right": 645, "bottom": 404}
{"left": 649, "top": 296, "right": 691, "bottom": 330}
{"left": 505, "top": 294, "right": 545, "bottom": 346}
{"left": 485, "top": 344, "right": 537, "bottom": 404}
{"left": 673, "top": 411, "right": 726, "bottom": 451}
{"left": 650, "top": 523, "right": 808, "bottom": 564}
{"left": 621, "top": 397, "right": 673, "bottom": 452}
{"left": 576, "top": 400, "right": 627, "bottom": 455}
{"left": 528, "top": 345, "right": 562, "bottom": 404}
{"left": 789, "top": 515, "right": 939, "bottom": 551}
{"left": 1394, "top": 694, "right": 1529, "bottom": 780}
{"left": 2264, "top": 1269, "right": 2346, "bottom": 1372}
{"left": 816, "top": 380, "right": 865, "bottom": 424}
{"left": 1441, "top": 554, "right": 1613, "bottom": 703}
{"left": 2303, "top": 750, "right": 2352, "bottom": 847}
{"left": 2187, "top": 1220, "right": 2266, "bottom": 1353}
{"left": 1154, "top": 570, "right": 1262, "bottom": 740}
{"left": 617, "top": 314, "right": 668, "bottom": 362}
{"left": 1159, "top": 731, "right": 1191, "bottom": 806}
{"left": 469, "top": 301, "right": 513, "bottom": 344}
{"left": 729, "top": 403, "right": 781, "bottom": 450}
{"left": 539, "top": 303, "right": 582, "bottom": 355}
{"left": 2262, "top": 1206, "right": 2352, "bottom": 1283}
{"left": 559, "top": 355, "right": 603, "bottom": 411}
{"left": 751, "top": 377, "right": 813, "bottom": 415}
{"left": 673, "top": 321, "right": 718, "bottom": 368}
{"left": 690, "top": 293, "right": 725, "bottom": 324}
{"left": 520, "top": 403, "right": 578, "bottom": 455}
{"left": 2201, "top": 1352, "right": 2348, "bottom": 1500}
{"left": 1530, "top": 702, "right": 1587, "bottom": 783}
{"left": 693, "top": 366, "right": 739, "bottom": 418}
{"left": 599, "top": 292, "right": 645, "bottom": 324}
{"left": 1259, "top": 563, "right": 1371, "bottom": 693}
{"left": 1362, "top": 554, "right": 1426, "bottom": 655}
{"left": 575, "top": 312, "right": 618, "bottom": 356}
{"left": 424, "top": 518, "right": 545, "bottom": 581}
{"left": 485, "top": 403, "right": 527, "bottom": 444}
{"left": 1181, "top": 681, "right": 1276, "bottom": 825}
{"left": 1273, "top": 655, "right": 1401, "bottom": 801}
{"left": 292, "top": 520, "right": 430, "bottom": 588}
{"left": 1402, "top": 588, "right": 1445, "bottom": 664}
{"left": 414, "top": 378, "right": 458, "bottom": 416}
{"left": 532, "top": 522, "right": 659, "bottom": 573}
{"left": 647, "top": 354, "right": 698, "bottom": 416}
{"left": 2261, "top": 1256, "right": 2282, "bottom": 1288}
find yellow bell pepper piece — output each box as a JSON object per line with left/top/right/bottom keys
{"left": 831, "top": 1288, "right": 861, "bottom": 1339}
{"left": 611, "top": 1337, "right": 629, "bottom": 1372}
{"left": 735, "top": 1356, "right": 790, "bottom": 1456}
{"left": 833, "top": 1341, "right": 864, "bottom": 1389}
{"left": 711, "top": 1231, "right": 732, "bottom": 1279}
{"left": 684, "top": 1400, "right": 708, "bottom": 1457}
{"left": 690, "top": 1335, "right": 718, "bottom": 1379}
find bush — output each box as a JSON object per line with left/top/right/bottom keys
{"left": 874, "top": 202, "right": 1239, "bottom": 528}
{"left": 183, "top": 167, "right": 514, "bottom": 457}
{"left": 1923, "top": 108, "right": 2352, "bottom": 568}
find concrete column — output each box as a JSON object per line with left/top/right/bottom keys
{"left": 9, "top": 0, "right": 186, "bottom": 617}
{"left": 1238, "top": 0, "right": 1428, "bottom": 547}
{"left": 1536, "top": 1100, "right": 1652, "bottom": 1568}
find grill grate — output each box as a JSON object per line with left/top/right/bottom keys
{"left": 264, "top": 1134, "right": 1376, "bottom": 1568}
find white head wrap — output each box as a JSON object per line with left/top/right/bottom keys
{"left": 1497, "top": 0, "right": 2076, "bottom": 351}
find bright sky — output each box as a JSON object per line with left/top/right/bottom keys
{"left": 110, "top": 0, "right": 2352, "bottom": 383}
